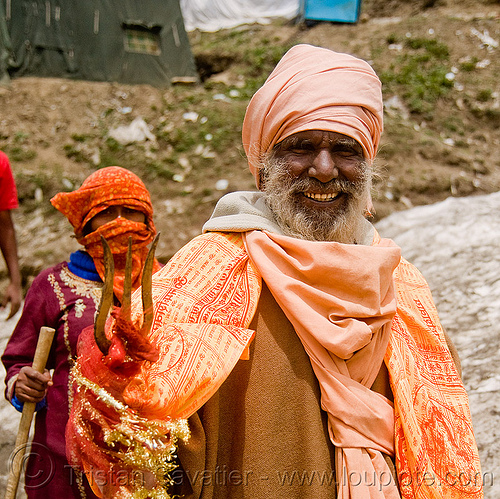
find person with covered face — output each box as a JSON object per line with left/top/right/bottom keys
{"left": 67, "top": 45, "right": 482, "bottom": 499}
{"left": 2, "top": 166, "right": 160, "bottom": 498}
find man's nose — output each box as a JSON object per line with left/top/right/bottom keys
{"left": 308, "top": 150, "right": 338, "bottom": 183}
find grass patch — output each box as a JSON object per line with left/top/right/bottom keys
{"left": 7, "top": 146, "right": 37, "bottom": 162}
{"left": 379, "top": 37, "right": 453, "bottom": 117}
{"left": 476, "top": 89, "right": 493, "bottom": 102}
{"left": 63, "top": 143, "right": 88, "bottom": 163}
{"left": 144, "top": 162, "right": 176, "bottom": 180}
{"left": 190, "top": 25, "right": 293, "bottom": 92}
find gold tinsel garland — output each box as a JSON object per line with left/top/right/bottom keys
{"left": 70, "top": 365, "right": 190, "bottom": 498}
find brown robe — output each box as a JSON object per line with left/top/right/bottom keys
{"left": 173, "top": 283, "right": 461, "bottom": 498}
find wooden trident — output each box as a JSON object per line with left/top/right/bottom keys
{"left": 94, "top": 234, "right": 160, "bottom": 358}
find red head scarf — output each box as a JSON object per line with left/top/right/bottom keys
{"left": 242, "top": 44, "right": 384, "bottom": 186}
{"left": 51, "top": 166, "right": 160, "bottom": 302}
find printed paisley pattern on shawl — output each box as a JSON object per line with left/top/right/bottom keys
{"left": 126, "top": 230, "right": 481, "bottom": 497}
{"left": 386, "top": 258, "right": 483, "bottom": 499}
{"left": 125, "top": 231, "right": 482, "bottom": 497}
{"left": 67, "top": 232, "right": 261, "bottom": 498}
{"left": 121, "top": 231, "right": 262, "bottom": 419}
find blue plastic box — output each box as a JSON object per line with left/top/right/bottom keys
{"left": 301, "top": 0, "right": 362, "bottom": 24}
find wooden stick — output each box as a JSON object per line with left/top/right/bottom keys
{"left": 4, "top": 326, "right": 55, "bottom": 499}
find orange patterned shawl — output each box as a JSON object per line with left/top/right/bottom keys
{"left": 388, "top": 256, "right": 482, "bottom": 498}
{"left": 67, "top": 232, "right": 261, "bottom": 498}
{"left": 68, "top": 230, "right": 482, "bottom": 498}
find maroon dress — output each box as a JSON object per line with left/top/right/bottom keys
{"left": 2, "top": 258, "right": 102, "bottom": 498}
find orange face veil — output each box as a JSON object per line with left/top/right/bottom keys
{"left": 50, "top": 166, "right": 160, "bottom": 302}
{"left": 241, "top": 44, "right": 384, "bottom": 187}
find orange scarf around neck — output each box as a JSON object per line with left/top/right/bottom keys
{"left": 242, "top": 229, "right": 482, "bottom": 498}
{"left": 243, "top": 229, "right": 402, "bottom": 499}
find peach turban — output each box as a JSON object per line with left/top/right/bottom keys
{"left": 242, "top": 44, "right": 384, "bottom": 184}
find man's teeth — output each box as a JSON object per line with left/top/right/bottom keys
{"left": 304, "top": 192, "right": 339, "bottom": 201}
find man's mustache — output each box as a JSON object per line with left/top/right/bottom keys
{"left": 288, "top": 177, "right": 364, "bottom": 196}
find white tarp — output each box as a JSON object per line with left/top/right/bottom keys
{"left": 180, "top": 0, "right": 300, "bottom": 32}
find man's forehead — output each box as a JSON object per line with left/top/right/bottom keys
{"left": 277, "top": 130, "right": 362, "bottom": 148}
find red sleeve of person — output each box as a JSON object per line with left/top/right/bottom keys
{"left": 0, "top": 151, "right": 19, "bottom": 211}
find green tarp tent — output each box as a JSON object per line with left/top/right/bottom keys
{"left": 0, "top": 1, "right": 10, "bottom": 85}
{"left": 0, "top": 0, "right": 198, "bottom": 88}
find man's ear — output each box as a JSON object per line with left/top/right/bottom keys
{"left": 364, "top": 192, "right": 375, "bottom": 218}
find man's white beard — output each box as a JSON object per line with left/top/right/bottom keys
{"left": 261, "top": 157, "right": 372, "bottom": 243}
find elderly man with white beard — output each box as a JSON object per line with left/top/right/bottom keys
{"left": 67, "top": 44, "right": 483, "bottom": 499}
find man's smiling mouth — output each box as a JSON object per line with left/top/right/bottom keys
{"left": 303, "top": 192, "right": 341, "bottom": 202}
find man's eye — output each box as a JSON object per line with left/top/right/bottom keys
{"left": 335, "top": 147, "right": 361, "bottom": 157}
{"left": 290, "top": 143, "right": 313, "bottom": 153}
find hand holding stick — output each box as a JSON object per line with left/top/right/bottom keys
{"left": 4, "top": 326, "right": 55, "bottom": 499}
